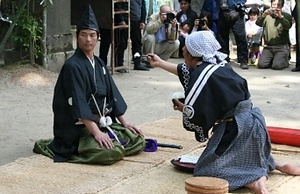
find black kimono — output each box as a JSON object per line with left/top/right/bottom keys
{"left": 177, "top": 62, "right": 275, "bottom": 190}
{"left": 49, "top": 48, "right": 127, "bottom": 162}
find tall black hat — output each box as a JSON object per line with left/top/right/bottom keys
{"left": 77, "top": 4, "right": 99, "bottom": 33}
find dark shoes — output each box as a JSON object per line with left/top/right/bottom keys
{"left": 116, "top": 69, "right": 128, "bottom": 73}
{"left": 141, "top": 57, "right": 153, "bottom": 68}
{"left": 291, "top": 66, "right": 300, "bottom": 72}
{"left": 115, "top": 65, "right": 128, "bottom": 73}
{"left": 240, "top": 62, "right": 249, "bottom": 69}
{"left": 134, "top": 64, "right": 150, "bottom": 71}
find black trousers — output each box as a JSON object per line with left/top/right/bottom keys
{"left": 130, "top": 20, "right": 143, "bottom": 61}
{"left": 99, "top": 27, "right": 128, "bottom": 67}
{"left": 99, "top": 20, "right": 142, "bottom": 66}
{"left": 295, "top": 9, "right": 300, "bottom": 68}
{"left": 99, "top": 28, "right": 111, "bottom": 65}
{"left": 217, "top": 10, "right": 248, "bottom": 63}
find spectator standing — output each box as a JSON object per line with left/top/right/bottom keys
{"left": 99, "top": 0, "right": 149, "bottom": 73}
{"left": 217, "top": 0, "right": 249, "bottom": 69}
{"left": 191, "top": 11, "right": 214, "bottom": 34}
{"left": 142, "top": 5, "right": 180, "bottom": 61}
{"left": 256, "top": 0, "right": 292, "bottom": 70}
{"left": 291, "top": 1, "right": 300, "bottom": 72}
{"left": 130, "top": 0, "right": 150, "bottom": 71}
{"left": 176, "top": 0, "right": 198, "bottom": 24}
{"left": 245, "top": 7, "right": 263, "bottom": 65}
{"left": 176, "top": 0, "right": 198, "bottom": 57}
{"left": 201, "top": 0, "right": 219, "bottom": 35}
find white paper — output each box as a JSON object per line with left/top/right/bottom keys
{"left": 179, "top": 155, "right": 198, "bottom": 164}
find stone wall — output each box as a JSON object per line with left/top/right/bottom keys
{"left": 45, "top": 0, "right": 74, "bottom": 72}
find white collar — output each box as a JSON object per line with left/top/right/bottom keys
{"left": 87, "top": 57, "right": 95, "bottom": 69}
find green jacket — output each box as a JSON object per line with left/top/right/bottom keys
{"left": 256, "top": 12, "right": 292, "bottom": 46}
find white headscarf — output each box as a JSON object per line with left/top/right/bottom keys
{"left": 185, "top": 31, "right": 228, "bottom": 65}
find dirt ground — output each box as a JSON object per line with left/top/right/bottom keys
{"left": 0, "top": 49, "right": 300, "bottom": 167}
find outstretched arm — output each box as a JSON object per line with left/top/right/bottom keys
{"left": 147, "top": 53, "right": 178, "bottom": 75}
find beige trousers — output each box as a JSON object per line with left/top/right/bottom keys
{"left": 142, "top": 34, "right": 179, "bottom": 61}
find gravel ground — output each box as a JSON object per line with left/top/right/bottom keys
{"left": 0, "top": 48, "right": 299, "bottom": 166}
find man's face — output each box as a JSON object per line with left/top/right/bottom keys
{"left": 271, "top": 0, "right": 283, "bottom": 10}
{"left": 77, "top": 29, "right": 98, "bottom": 53}
{"left": 179, "top": 1, "right": 190, "bottom": 13}
{"left": 160, "top": 6, "right": 171, "bottom": 21}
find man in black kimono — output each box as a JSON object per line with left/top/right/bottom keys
{"left": 147, "top": 31, "right": 300, "bottom": 193}
{"left": 33, "top": 5, "right": 145, "bottom": 164}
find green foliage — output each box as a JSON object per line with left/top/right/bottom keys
{"left": 11, "top": 1, "right": 43, "bottom": 59}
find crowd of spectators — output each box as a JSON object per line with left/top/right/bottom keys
{"left": 140, "top": 0, "right": 298, "bottom": 71}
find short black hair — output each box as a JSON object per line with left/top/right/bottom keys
{"left": 180, "top": 20, "right": 192, "bottom": 28}
{"left": 178, "top": 0, "right": 191, "bottom": 3}
{"left": 248, "top": 7, "right": 260, "bottom": 15}
{"left": 199, "top": 11, "right": 213, "bottom": 30}
{"left": 271, "top": 0, "right": 285, "bottom": 7}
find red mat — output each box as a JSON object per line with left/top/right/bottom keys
{"left": 267, "top": 126, "right": 300, "bottom": 147}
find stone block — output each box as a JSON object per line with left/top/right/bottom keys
{"left": 47, "top": 51, "right": 66, "bottom": 73}
{"left": 46, "top": 33, "right": 73, "bottom": 53}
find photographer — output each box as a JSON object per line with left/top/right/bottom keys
{"left": 217, "top": 0, "right": 249, "bottom": 69}
{"left": 142, "top": 4, "right": 180, "bottom": 61}
{"left": 256, "top": 0, "right": 292, "bottom": 70}
{"left": 192, "top": 11, "right": 214, "bottom": 34}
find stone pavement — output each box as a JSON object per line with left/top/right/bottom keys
{"left": 0, "top": 117, "right": 299, "bottom": 194}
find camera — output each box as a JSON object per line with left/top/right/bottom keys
{"left": 199, "top": 19, "right": 206, "bottom": 26}
{"left": 197, "top": 18, "right": 206, "bottom": 31}
{"left": 269, "top": 8, "right": 276, "bottom": 16}
{"left": 164, "top": 12, "right": 176, "bottom": 24}
{"left": 235, "top": 3, "right": 246, "bottom": 13}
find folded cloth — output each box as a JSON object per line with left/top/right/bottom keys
{"left": 144, "top": 138, "right": 158, "bottom": 152}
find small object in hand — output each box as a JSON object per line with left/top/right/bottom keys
{"left": 171, "top": 91, "right": 185, "bottom": 106}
